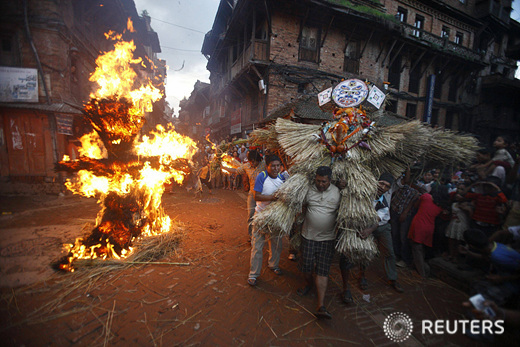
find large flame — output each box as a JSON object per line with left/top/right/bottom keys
{"left": 58, "top": 22, "right": 196, "bottom": 271}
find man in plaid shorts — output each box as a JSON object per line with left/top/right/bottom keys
{"left": 297, "top": 166, "right": 341, "bottom": 319}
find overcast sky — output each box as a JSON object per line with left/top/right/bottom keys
{"left": 132, "top": 0, "right": 520, "bottom": 116}
{"left": 133, "top": 0, "right": 220, "bottom": 116}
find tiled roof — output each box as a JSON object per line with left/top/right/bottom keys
{"left": 0, "top": 102, "right": 83, "bottom": 114}
{"left": 263, "top": 96, "right": 333, "bottom": 123}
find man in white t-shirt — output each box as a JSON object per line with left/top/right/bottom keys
{"left": 297, "top": 166, "right": 341, "bottom": 319}
{"left": 247, "top": 155, "right": 286, "bottom": 286}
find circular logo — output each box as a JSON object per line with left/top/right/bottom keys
{"left": 383, "top": 312, "right": 413, "bottom": 342}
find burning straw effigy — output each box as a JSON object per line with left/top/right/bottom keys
{"left": 250, "top": 79, "right": 478, "bottom": 263}
{"left": 56, "top": 27, "right": 197, "bottom": 271}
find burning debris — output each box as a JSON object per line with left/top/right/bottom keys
{"left": 56, "top": 25, "right": 196, "bottom": 272}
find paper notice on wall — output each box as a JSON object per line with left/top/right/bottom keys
{"left": 55, "top": 114, "right": 73, "bottom": 135}
{"left": 318, "top": 87, "right": 332, "bottom": 106}
{"left": 0, "top": 66, "right": 38, "bottom": 102}
{"left": 367, "top": 85, "right": 386, "bottom": 109}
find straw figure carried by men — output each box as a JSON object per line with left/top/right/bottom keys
{"left": 248, "top": 79, "right": 479, "bottom": 263}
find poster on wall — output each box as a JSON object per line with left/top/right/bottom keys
{"left": 55, "top": 114, "right": 74, "bottom": 135}
{"left": 0, "top": 67, "right": 38, "bottom": 102}
{"left": 230, "top": 108, "right": 241, "bottom": 135}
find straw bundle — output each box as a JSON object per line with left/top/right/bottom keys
{"left": 336, "top": 228, "right": 378, "bottom": 263}
{"left": 290, "top": 157, "right": 331, "bottom": 176}
{"left": 337, "top": 193, "right": 378, "bottom": 229}
{"left": 275, "top": 118, "right": 324, "bottom": 163}
{"left": 252, "top": 200, "right": 297, "bottom": 237}
{"left": 248, "top": 123, "right": 280, "bottom": 151}
{"left": 274, "top": 173, "right": 310, "bottom": 210}
{"left": 338, "top": 161, "right": 377, "bottom": 198}
{"left": 66, "top": 221, "right": 185, "bottom": 270}
{"left": 289, "top": 230, "right": 302, "bottom": 250}
{"left": 128, "top": 223, "right": 184, "bottom": 263}
{"left": 423, "top": 128, "right": 478, "bottom": 168}
{"left": 367, "top": 121, "right": 430, "bottom": 161}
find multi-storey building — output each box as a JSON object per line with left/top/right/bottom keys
{"left": 0, "top": 0, "right": 165, "bottom": 193}
{"left": 178, "top": 80, "right": 211, "bottom": 141}
{"left": 199, "top": 0, "right": 520, "bottom": 144}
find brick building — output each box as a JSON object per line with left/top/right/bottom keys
{"left": 0, "top": 0, "right": 166, "bottom": 193}
{"left": 199, "top": 0, "right": 520, "bottom": 144}
{"left": 178, "top": 80, "right": 211, "bottom": 141}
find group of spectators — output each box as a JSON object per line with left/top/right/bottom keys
{"left": 188, "top": 142, "right": 261, "bottom": 196}
{"left": 391, "top": 135, "right": 520, "bottom": 331}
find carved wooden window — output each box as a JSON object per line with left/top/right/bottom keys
{"left": 344, "top": 40, "right": 360, "bottom": 74}
{"left": 408, "top": 66, "right": 421, "bottom": 94}
{"left": 299, "top": 26, "right": 320, "bottom": 63}
{"left": 406, "top": 103, "right": 417, "bottom": 119}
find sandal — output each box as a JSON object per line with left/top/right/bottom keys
{"left": 247, "top": 277, "right": 257, "bottom": 286}
{"left": 270, "top": 267, "right": 282, "bottom": 276}
{"left": 359, "top": 277, "right": 368, "bottom": 290}
{"left": 342, "top": 289, "right": 353, "bottom": 304}
{"left": 297, "top": 285, "right": 312, "bottom": 296}
{"left": 315, "top": 306, "right": 332, "bottom": 319}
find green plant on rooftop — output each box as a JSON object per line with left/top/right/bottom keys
{"left": 326, "top": 0, "right": 398, "bottom": 23}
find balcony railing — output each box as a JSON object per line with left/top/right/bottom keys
{"left": 401, "top": 24, "right": 481, "bottom": 62}
{"left": 230, "top": 39, "right": 268, "bottom": 81}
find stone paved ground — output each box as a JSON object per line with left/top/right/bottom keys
{"left": 0, "top": 188, "right": 508, "bottom": 346}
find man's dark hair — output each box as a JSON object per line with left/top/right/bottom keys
{"left": 477, "top": 148, "right": 491, "bottom": 155}
{"left": 463, "top": 229, "right": 489, "bottom": 250}
{"left": 265, "top": 154, "right": 281, "bottom": 166}
{"left": 378, "top": 172, "right": 394, "bottom": 185}
{"left": 316, "top": 166, "right": 332, "bottom": 179}
{"left": 247, "top": 150, "right": 262, "bottom": 163}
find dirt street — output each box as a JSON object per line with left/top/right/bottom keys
{"left": 0, "top": 189, "right": 491, "bottom": 346}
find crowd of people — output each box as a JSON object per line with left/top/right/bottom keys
{"left": 184, "top": 135, "right": 520, "bottom": 329}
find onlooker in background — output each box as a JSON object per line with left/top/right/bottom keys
{"left": 228, "top": 150, "right": 264, "bottom": 242}
{"left": 416, "top": 170, "right": 434, "bottom": 193}
{"left": 465, "top": 177, "right": 508, "bottom": 237}
{"left": 490, "top": 225, "right": 520, "bottom": 251}
{"left": 231, "top": 150, "right": 241, "bottom": 190}
{"left": 445, "top": 182, "right": 473, "bottom": 262}
{"left": 433, "top": 171, "right": 454, "bottom": 257}
{"left": 503, "top": 155, "right": 520, "bottom": 228}
{"left": 463, "top": 299, "right": 520, "bottom": 328}
{"left": 469, "top": 149, "right": 496, "bottom": 181}
{"left": 408, "top": 185, "right": 450, "bottom": 277}
{"left": 390, "top": 167, "right": 420, "bottom": 268}
{"left": 460, "top": 229, "right": 520, "bottom": 307}
{"left": 196, "top": 157, "right": 213, "bottom": 197}
{"left": 493, "top": 135, "right": 515, "bottom": 168}
{"left": 238, "top": 144, "right": 248, "bottom": 162}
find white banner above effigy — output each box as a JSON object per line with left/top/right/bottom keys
{"left": 318, "top": 87, "right": 332, "bottom": 106}
{"left": 367, "top": 85, "right": 386, "bottom": 109}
